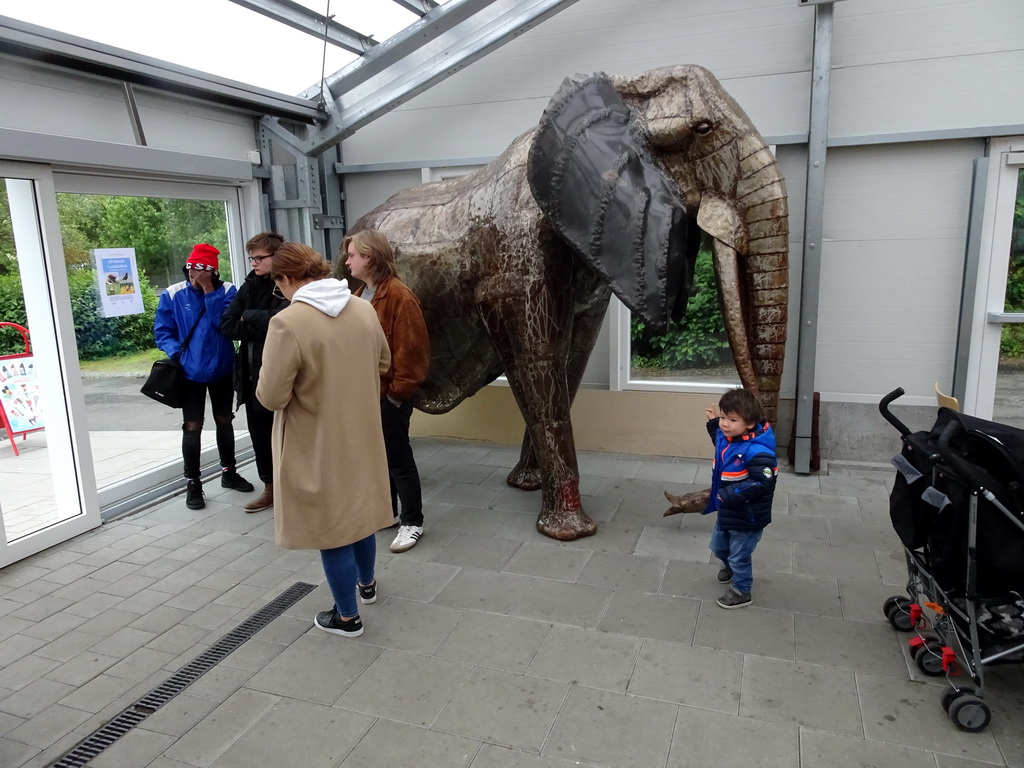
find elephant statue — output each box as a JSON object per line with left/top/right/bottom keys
{"left": 348, "top": 64, "right": 789, "bottom": 541}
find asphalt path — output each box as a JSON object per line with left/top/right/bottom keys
{"left": 81, "top": 374, "right": 249, "bottom": 432}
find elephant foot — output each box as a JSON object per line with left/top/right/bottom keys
{"left": 507, "top": 464, "right": 542, "bottom": 491}
{"left": 663, "top": 489, "right": 711, "bottom": 517}
{"left": 536, "top": 508, "right": 598, "bottom": 541}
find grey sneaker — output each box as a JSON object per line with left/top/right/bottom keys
{"left": 717, "top": 566, "right": 733, "bottom": 584}
{"left": 717, "top": 588, "right": 752, "bottom": 609}
{"left": 390, "top": 525, "right": 423, "bottom": 553}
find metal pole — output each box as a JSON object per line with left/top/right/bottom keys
{"left": 794, "top": 2, "right": 833, "bottom": 473}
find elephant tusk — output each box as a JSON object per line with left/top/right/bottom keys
{"left": 711, "top": 239, "right": 759, "bottom": 396}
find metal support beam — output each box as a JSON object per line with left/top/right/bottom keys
{"left": 121, "top": 82, "right": 147, "bottom": 146}
{"left": 392, "top": 0, "right": 440, "bottom": 16}
{"left": 953, "top": 159, "right": 990, "bottom": 402}
{"left": 0, "top": 15, "right": 322, "bottom": 123}
{"left": 226, "top": 0, "right": 378, "bottom": 54}
{"left": 280, "top": 0, "right": 582, "bottom": 155}
{"left": 793, "top": 2, "right": 834, "bottom": 474}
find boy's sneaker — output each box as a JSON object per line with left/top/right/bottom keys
{"left": 358, "top": 581, "right": 377, "bottom": 605}
{"left": 185, "top": 479, "right": 205, "bottom": 510}
{"left": 717, "top": 588, "right": 752, "bottom": 609}
{"left": 390, "top": 525, "right": 423, "bottom": 553}
{"left": 717, "top": 567, "right": 734, "bottom": 584}
{"left": 221, "top": 469, "right": 254, "bottom": 492}
{"left": 314, "top": 609, "right": 363, "bottom": 637}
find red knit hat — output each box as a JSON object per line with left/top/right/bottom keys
{"left": 185, "top": 243, "right": 220, "bottom": 271}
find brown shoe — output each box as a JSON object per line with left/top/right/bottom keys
{"left": 244, "top": 483, "right": 273, "bottom": 513}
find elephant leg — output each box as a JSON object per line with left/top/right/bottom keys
{"left": 506, "top": 282, "right": 611, "bottom": 494}
{"left": 478, "top": 273, "right": 597, "bottom": 541}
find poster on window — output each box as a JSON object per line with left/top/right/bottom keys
{"left": 0, "top": 357, "right": 43, "bottom": 432}
{"left": 94, "top": 247, "right": 144, "bottom": 318}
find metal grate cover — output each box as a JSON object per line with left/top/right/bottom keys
{"left": 48, "top": 581, "right": 316, "bottom": 768}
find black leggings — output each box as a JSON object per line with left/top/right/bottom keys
{"left": 180, "top": 375, "right": 235, "bottom": 480}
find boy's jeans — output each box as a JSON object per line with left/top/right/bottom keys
{"left": 710, "top": 523, "right": 764, "bottom": 595}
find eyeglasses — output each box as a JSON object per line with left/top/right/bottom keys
{"left": 186, "top": 263, "right": 216, "bottom": 272}
{"left": 249, "top": 255, "right": 271, "bottom": 264}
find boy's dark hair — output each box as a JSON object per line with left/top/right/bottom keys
{"left": 245, "top": 232, "right": 284, "bottom": 254}
{"left": 719, "top": 388, "right": 766, "bottom": 426}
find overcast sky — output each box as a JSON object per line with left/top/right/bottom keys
{"left": 5, "top": 0, "right": 420, "bottom": 95}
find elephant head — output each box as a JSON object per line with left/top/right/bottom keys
{"left": 527, "top": 65, "right": 788, "bottom": 420}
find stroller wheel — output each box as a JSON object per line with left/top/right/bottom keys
{"left": 887, "top": 602, "right": 914, "bottom": 632}
{"left": 913, "top": 642, "right": 945, "bottom": 676}
{"left": 948, "top": 694, "right": 991, "bottom": 732}
{"left": 882, "top": 595, "right": 907, "bottom": 618}
{"left": 941, "top": 685, "right": 973, "bottom": 714}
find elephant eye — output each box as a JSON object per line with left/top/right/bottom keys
{"left": 693, "top": 121, "right": 713, "bottom": 136}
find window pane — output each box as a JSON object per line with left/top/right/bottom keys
{"left": 995, "top": 168, "right": 1024, "bottom": 424}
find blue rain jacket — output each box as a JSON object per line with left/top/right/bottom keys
{"left": 703, "top": 417, "right": 778, "bottom": 531}
{"left": 154, "top": 276, "right": 237, "bottom": 383}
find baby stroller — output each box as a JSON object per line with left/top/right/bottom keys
{"left": 879, "top": 388, "right": 1024, "bottom": 732}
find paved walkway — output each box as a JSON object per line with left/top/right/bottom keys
{"left": 0, "top": 438, "right": 1022, "bottom": 767}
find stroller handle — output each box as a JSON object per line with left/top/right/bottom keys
{"left": 878, "top": 388, "right": 910, "bottom": 437}
{"left": 935, "top": 418, "right": 991, "bottom": 492}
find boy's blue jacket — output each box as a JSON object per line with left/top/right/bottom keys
{"left": 703, "top": 417, "right": 778, "bottom": 531}
{"left": 154, "top": 274, "right": 237, "bottom": 384}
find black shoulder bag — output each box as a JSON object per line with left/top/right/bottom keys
{"left": 141, "top": 305, "right": 206, "bottom": 408}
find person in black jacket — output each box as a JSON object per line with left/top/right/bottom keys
{"left": 221, "top": 232, "right": 288, "bottom": 512}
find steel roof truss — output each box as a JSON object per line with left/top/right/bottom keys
{"left": 226, "top": 0, "right": 378, "bottom": 54}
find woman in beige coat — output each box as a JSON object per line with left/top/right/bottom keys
{"left": 256, "top": 243, "right": 392, "bottom": 638}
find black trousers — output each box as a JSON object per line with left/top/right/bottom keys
{"left": 245, "top": 397, "right": 275, "bottom": 484}
{"left": 180, "top": 375, "right": 235, "bottom": 480}
{"left": 381, "top": 398, "right": 423, "bottom": 526}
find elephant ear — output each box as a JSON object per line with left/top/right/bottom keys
{"left": 527, "top": 73, "right": 697, "bottom": 328}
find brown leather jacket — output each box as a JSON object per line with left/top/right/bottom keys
{"left": 354, "top": 277, "right": 430, "bottom": 402}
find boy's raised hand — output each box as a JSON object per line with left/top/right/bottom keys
{"left": 706, "top": 404, "right": 719, "bottom": 420}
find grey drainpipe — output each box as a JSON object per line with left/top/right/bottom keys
{"left": 794, "top": 1, "right": 836, "bottom": 473}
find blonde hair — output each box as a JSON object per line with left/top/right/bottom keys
{"left": 271, "top": 242, "right": 331, "bottom": 282}
{"left": 341, "top": 230, "right": 398, "bottom": 284}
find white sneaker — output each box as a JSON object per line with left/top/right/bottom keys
{"left": 390, "top": 525, "right": 423, "bottom": 553}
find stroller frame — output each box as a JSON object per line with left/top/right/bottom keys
{"left": 880, "top": 388, "right": 1024, "bottom": 733}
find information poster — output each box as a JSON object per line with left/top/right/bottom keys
{"left": 0, "top": 356, "right": 43, "bottom": 432}
{"left": 94, "top": 247, "right": 144, "bottom": 318}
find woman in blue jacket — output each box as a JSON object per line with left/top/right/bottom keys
{"left": 154, "top": 244, "right": 253, "bottom": 509}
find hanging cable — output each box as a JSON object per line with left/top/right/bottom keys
{"left": 318, "top": 0, "right": 333, "bottom": 111}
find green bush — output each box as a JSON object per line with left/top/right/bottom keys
{"left": 0, "top": 270, "right": 157, "bottom": 359}
{"left": 630, "top": 250, "right": 729, "bottom": 369}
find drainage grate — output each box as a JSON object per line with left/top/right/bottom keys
{"left": 49, "top": 581, "right": 316, "bottom": 768}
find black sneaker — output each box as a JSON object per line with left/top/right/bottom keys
{"left": 358, "top": 581, "right": 377, "bottom": 605}
{"left": 314, "top": 609, "right": 363, "bottom": 637}
{"left": 717, "top": 566, "right": 733, "bottom": 584}
{"left": 717, "top": 588, "right": 752, "bottom": 609}
{"left": 221, "top": 469, "right": 254, "bottom": 492}
{"left": 185, "top": 479, "right": 205, "bottom": 510}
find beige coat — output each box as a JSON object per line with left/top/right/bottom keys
{"left": 256, "top": 294, "right": 392, "bottom": 550}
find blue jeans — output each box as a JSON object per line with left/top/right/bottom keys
{"left": 320, "top": 534, "right": 377, "bottom": 618}
{"left": 710, "top": 523, "right": 763, "bottom": 595}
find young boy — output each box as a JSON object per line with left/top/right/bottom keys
{"left": 703, "top": 388, "right": 778, "bottom": 609}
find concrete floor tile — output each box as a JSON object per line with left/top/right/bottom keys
{"left": 857, "top": 672, "right": 1004, "bottom": 762}
{"left": 336, "top": 648, "right": 472, "bottom": 726}
{"left": 0, "top": 710, "right": 24, "bottom": 737}
{"left": 179, "top": 601, "right": 243, "bottom": 631}
{"left": 513, "top": 581, "right": 612, "bottom": 630}
{"left": 799, "top": 727, "right": 937, "bottom": 768}
{"left": 839, "top": 578, "right": 908, "bottom": 624}
{"left": 139, "top": 694, "right": 219, "bottom": 738}
{"left": 629, "top": 639, "right": 742, "bottom": 713}
{"left": 432, "top": 567, "right": 534, "bottom": 615}
{"left": 826, "top": 518, "right": 903, "bottom": 550}
{"left": 762, "top": 514, "right": 830, "bottom": 545}
{"left": 5, "top": 701, "right": 90, "bottom": 750}
{"left": 543, "top": 684, "right": 676, "bottom": 768}
{"left": 348, "top": 598, "right": 461, "bottom": 654}
{"left": 246, "top": 633, "right": 382, "bottom": 704}
{"left": 127, "top": 605, "right": 193, "bottom": 635}
{"left": 435, "top": 667, "right": 568, "bottom": 752}
{"left": 794, "top": 542, "right": 882, "bottom": 581}
{"left": 0, "top": 737, "right": 38, "bottom": 768}
{"left": 88, "top": 626, "right": 158, "bottom": 658}
{"left": 667, "top": 707, "right": 798, "bottom": 768}
{"left": 105, "top": 647, "right": 180, "bottom": 682}
{"left": 935, "top": 756, "right": 1013, "bottom": 768}
{"left": 502, "top": 542, "right": 591, "bottom": 582}
{"left": 752, "top": 539, "right": 794, "bottom": 573}
{"left": 795, "top": 614, "right": 906, "bottom": 676}
{"left": 526, "top": 625, "right": 641, "bottom": 693}
{"left": 143, "top": 624, "right": 210, "bottom": 656}
{"left": 739, "top": 656, "right": 862, "bottom": 735}
{"left": 60, "top": 590, "right": 125, "bottom": 619}
{"left": 431, "top": 533, "right": 523, "bottom": 571}
{"left": 576, "top": 551, "right": 666, "bottom": 593}
{"left": 98, "top": 574, "right": 159, "bottom": 599}
{"left": 161, "top": 688, "right": 280, "bottom": 767}
{"left": 57, "top": 672, "right": 137, "bottom": 714}
{"left": 557, "top": 523, "right": 642, "bottom": 555}
{"left": 0, "top": 677, "right": 77, "bottom": 719}
{"left": 751, "top": 571, "right": 842, "bottom": 618}
{"left": 88, "top": 727, "right": 177, "bottom": 768}
{"left": 0, "top": 634, "right": 47, "bottom": 667}
{"left": 177, "top": 665, "right": 253, "bottom": 703}
{"left": 44, "top": 650, "right": 120, "bottom": 687}
{"left": 875, "top": 548, "right": 911, "bottom": 586}
{"left": 599, "top": 590, "right": 700, "bottom": 644}
{"left": 659, "top": 560, "right": 723, "bottom": 600}
{"left": 341, "top": 719, "right": 479, "bottom": 768}
{"left": 694, "top": 601, "right": 795, "bottom": 660}
{"left": 788, "top": 493, "right": 861, "bottom": 520}
{"left": 9, "top": 596, "right": 74, "bottom": 623}
{"left": 633, "top": 527, "right": 711, "bottom": 562}
{"left": 217, "top": 639, "right": 287, "bottom": 673}
{"left": 433, "top": 611, "right": 549, "bottom": 674}
{"left": 0, "top": 654, "right": 60, "bottom": 692}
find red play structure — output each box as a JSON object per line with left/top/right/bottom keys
{"left": 0, "top": 322, "right": 45, "bottom": 456}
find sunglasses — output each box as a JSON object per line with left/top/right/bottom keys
{"left": 186, "top": 263, "right": 216, "bottom": 272}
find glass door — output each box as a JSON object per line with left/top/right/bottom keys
{"left": 52, "top": 175, "right": 253, "bottom": 510}
{"left": 0, "top": 163, "right": 100, "bottom": 567}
